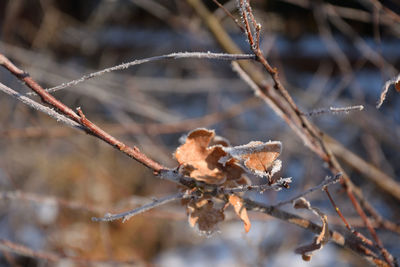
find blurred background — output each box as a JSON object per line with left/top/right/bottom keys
{"left": 0, "top": 0, "right": 399, "bottom": 266}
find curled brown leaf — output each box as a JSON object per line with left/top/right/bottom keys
{"left": 222, "top": 141, "right": 282, "bottom": 177}
{"left": 175, "top": 128, "right": 227, "bottom": 184}
{"left": 229, "top": 194, "right": 251, "bottom": 233}
{"left": 293, "top": 198, "right": 330, "bottom": 261}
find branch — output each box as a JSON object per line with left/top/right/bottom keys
{"left": 1, "top": 97, "right": 262, "bottom": 139}
{"left": 0, "top": 53, "right": 165, "bottom": 173}
{"left": 0, "top": 82, "right": 83, "bottom": 130}
{"left": 211, "top": 0, "right": 245, "bottom": 32}
{"left": 274, "top": 174, "right": 341, "bottom": 207}
{"left": 326, "top": 136, "right": 400, "bottom": 204}
{"left": 237, "top": 2, "right": 395, "bottom": 263}
{"left": 243, "top": 199, "right": 390, "bottom": 266}
{"left": 186, "top": 1, "right": 396, "bottom": 265}
{"left": 219, "top": 177, "right": 292, "bottom": 194}
{"left": 92, "top": 192, "right": 186, "bottom": 222}
{"left": 303, "top": 105, "right": 364, "bottom": 117}
{"left": 35, "top": 52, "right": 255, "bottom": 94}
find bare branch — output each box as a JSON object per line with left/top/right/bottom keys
{"left": 37, "top": 52, "right": 255, "bottom": 94}
{"left": 0, "top": 82, "right": 83, "bottom": 130}
{"left": 274, "top": 174, "right": 341, "bottom": 207}
{"left": 304, "top": 105, "right": 364, "bottom": 117}
{"left": 0, "top": 97, "right": 261, "bottom": 139}
{"left": 220, "top": 177, "right": 292, "bottom": 194}
{"left": 92, "top": 192, "right": 186, "bottom": 222}
{"left": 0, "top": 53, "right": 165, "bottom": 173}
{"left": 187, "top": 1, "right": 397, "bottom": 265}
{"left": 243, "top": 198, "right": 388, "bottom": 266}
{"left": 211, "top": 0, "right": 245, "bottom": 32}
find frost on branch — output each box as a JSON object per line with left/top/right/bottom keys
{"left": 175, "top": 128, "right": 283, "bottom": 235}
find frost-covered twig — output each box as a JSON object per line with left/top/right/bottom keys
{"left": 0, "top": 53, "right": 165, "bottom": 173}
{"left": 220, "top": 177, "right": 292, "bottom": 194}
{"left": 92, "top": 192, "right": 186, "bottom": 223}
{"left": 189, "top": 2, "right": 396, "bottom": 264}
{"left": 0, "top": 82, "right": 83, "bottom": 130}
{"left": 34, "top": 52, "right": 255, "bottom": 94}
{"left": 274, "top": 174, "right": 341, "bottom": 207}
{"left": 304, "top": 105, "right": 364, "bottom": 117}
{"left": 211, "top": 0, "right": 245, "bottom": 32}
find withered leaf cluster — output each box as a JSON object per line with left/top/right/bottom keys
{"left": 175, "top": 128, "right": 282, "bottom": 234}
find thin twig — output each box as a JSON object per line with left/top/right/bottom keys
{"left": 187, "top": 1, "right": 397, "bottom": 265}
{"left": 367, "top": 0, "right": 400, "bottom": 23}
{"left": 304, "top": 105, "right": 364, "bottom": 117}
{"left": 243, "top": 198, "right": 388, "bottom": 266}
{"left": 1, "top": 97, "right": 262, "bottom": 139}
{"left": 220, "top": 177, "right": 292, "bottom": 194}
{"left": 234, "top": 4, "right": 395, "bottom": 265}
{"left": 0, "top": 82, "right": 83, "bottom": 130}
{"left": 211, "top": 0, "right": 245, "bottom": 32}
{"left": 343, "top": 183, "right": 395, "bottom": 266}
{"left": 34, "top": 52, "right": 255, "bottom": 94}
{"left": 92, "top": 192, "right": 186, "bottom": 222}
{"left": 323, "top": 187, "right": 379, "bottom": 249}
{"left": 0, "top": 53, "right": 165, "bottom": 173}
{"left": 274, "top": 174, "right": 341, "bottom": 207}
{"left": 326, "top": 135, "right": 400, "bottom": 204}
{"left": 323, "top": 187, "right": 353, "bottom": 232}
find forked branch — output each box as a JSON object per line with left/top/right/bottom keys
{"left": 0, "top": 53, "right": 164, "bottom": 173}
{"left": 186, "top": 0, "right": 396, "bottom": 265}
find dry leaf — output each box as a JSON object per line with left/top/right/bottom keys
{"left": 222, "top": 141, "right": 282, "bottom": 177}
{"left": 176, "top": 129, "right": 281, "bottom": 235}
{"left": 224, "top": 158, "right": 247, "bottom": 183}
{"left": 293, "top": 197, "right": 330, "bottom": 261}
{"left": 187, "top": 198, "right": 225, "bottom": 235}
{"left": 175, "top": 128, "right": 227, "bottom": 184}
{"left": 229, "top": 195, "right": 251, "bottom": 233}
